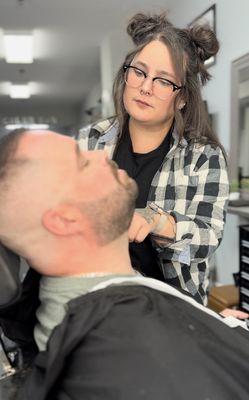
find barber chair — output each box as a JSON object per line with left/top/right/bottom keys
{"left": 0, "top": 244, "right": 21, "bottom": 308}
{"left": 0, "top": 244, "right": 34, "bottom": 400}
{"left": 0, "top": 244, "right": 22, "bottom": 380}
{"left": 0, "top": 245, "right": 40, "bottom": 399}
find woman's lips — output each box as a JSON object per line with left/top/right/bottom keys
{"left": 134, "top": 99, "right": 153, "bottom": 108}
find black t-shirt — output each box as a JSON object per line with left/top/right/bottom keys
{"left": 113, "top": 124, "right": 173, "bottom": 280}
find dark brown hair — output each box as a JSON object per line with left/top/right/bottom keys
{"left": 0, "top": 129, "right": 27, "bottom": 182}
{"left": 113, "top": 12, "right": 224, "bottom": 152}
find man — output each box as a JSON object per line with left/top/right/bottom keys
{"left": 0, "top": 129, "right": 249, "bottom": 400}
{"left": 0, "top": 128, "right": 138, "bottom": 351}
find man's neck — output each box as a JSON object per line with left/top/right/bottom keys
{"left": 129, "top": 117, "right": 173, "bottom": 153}
{"left": 68, "top": 244, "right": 134, "bottom": 278}
{"left": 28, "top": 232, "right": 135, "bottom": 278}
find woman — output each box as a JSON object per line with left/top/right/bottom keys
{"left": 78, "top": 12, "right": 229, "bottom": 305}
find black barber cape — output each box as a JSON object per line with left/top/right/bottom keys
{"left": 25, "top": 283, "right": 249, "bottom": 400}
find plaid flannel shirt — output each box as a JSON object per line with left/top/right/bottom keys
{"left": 78, "top": 118, "right": 229, "bottom": 304}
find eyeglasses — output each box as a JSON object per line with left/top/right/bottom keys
{"left": 123, "top": 65, "right": 183, "bottom": 100}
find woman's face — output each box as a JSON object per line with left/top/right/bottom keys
{"left": 123, "top": 40, "right": 181, "bottom": 127}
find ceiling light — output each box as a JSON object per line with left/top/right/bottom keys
{"left": 5, "top": 124, "right": 50, "bottom": 130}
{"left": 10, "top": 84, "right": 31, "bottom": 99}
{"left": 4, "top": 33, "right": 34, "bottom": 64}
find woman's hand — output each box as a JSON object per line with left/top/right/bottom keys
{"left": 128, "top": 212, "right": 159, "bottom": 243}
{"left": 220, "top": 308, "right": 249, "bottom": 319}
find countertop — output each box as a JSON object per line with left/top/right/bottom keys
{"left": 227, "top": 206, "right": 249, "bottom": 218}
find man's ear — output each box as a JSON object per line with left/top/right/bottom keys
{"left": 42, "top": 204, "right": 84, "bottom": 236}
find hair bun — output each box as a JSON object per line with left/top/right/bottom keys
{"left": 127, "top": 12, "right": 172, "bottom": 45}
{"left": 188, "top": 24, "right": 219, "bottom": 62}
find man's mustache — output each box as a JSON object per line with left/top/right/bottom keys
{"left": 107, "top": 159, "right": 121, "bottom": 181}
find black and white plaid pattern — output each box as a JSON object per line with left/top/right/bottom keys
{"left": 78, "top": 119, "right": 229, "bottom": 304}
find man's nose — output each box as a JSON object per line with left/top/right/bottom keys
{"left": 83, "top": 150, "right": 109, "bottom": 165}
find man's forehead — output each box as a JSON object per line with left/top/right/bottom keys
{"left": 16, "top": 130, "right": 74, "bottom": 157}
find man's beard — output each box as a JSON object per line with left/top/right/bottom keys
{"left": 79, "top": 178, "right": 138, "bottom": 246}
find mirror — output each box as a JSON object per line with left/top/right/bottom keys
{"left": 239, "top": 66, "right": 249, "bottom": 179}
{"left": 230, "top": 53, "right": 249, "bottom": 182}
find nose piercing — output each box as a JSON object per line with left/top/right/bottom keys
{"left": 140, "top": 88, "right": 150, "bottom": 96}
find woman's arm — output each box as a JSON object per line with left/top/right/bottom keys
{"left": 155, "top": 148, "right": 229, "bottom": 265}
{"left": 129, "top": 147, "right": 229, "bottom": 266}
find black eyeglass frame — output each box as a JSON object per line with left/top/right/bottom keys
{"left": 123, "top": 65, "right": 183, "bottom": 93}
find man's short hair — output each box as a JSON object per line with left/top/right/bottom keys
{"left": 0, "top": 129, "right": 28, "bottom": 245}
{"left": 0, "top": 129, "right": 27, "bottom": 181}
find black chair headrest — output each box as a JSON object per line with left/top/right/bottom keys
{"left": 0, "top": 244, "right": 21, "bottom": 309}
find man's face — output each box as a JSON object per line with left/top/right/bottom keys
{"left": 15, "top": 131, "right": 138, "bottom": 244}
{"left": 17, "top": 131, "right": 133, "bottom": 198}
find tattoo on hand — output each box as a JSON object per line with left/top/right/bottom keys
{"left": 135, "top": 208, "right": 156, "bottom": 224}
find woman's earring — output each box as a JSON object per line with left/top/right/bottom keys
{"left": 179, "top": 103, "right": 186, "bottom": 110}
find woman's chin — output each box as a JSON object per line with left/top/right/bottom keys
{"left": 129, "top": 114, "right": 154, "bottom": 125}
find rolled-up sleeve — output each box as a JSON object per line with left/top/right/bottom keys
{"left": 153, "top": 148, "right": 229, "bottom": 266}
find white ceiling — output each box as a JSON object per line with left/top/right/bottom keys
{"left": 0, "top": 0, "right": 171, "bottom": 113}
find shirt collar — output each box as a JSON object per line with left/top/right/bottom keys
{"left": 93, "top": 118, "right": 188, "bottom": 148}
{"left": 92, "top": 118, "right": 119, "bottom": 143}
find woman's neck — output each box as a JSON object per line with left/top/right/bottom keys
{"left": 129, "top": 118, "right": 173, "bottom": 153}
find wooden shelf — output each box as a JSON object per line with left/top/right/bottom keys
{"left": 208, "top": 285, "right": 239, "bottom": 313}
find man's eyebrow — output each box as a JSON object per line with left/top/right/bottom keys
{"left": 75, "top": 143, "right": 81, "bottom": 158}
{"left": 133, "top": 61, "right": 177, "bottom": 80}
{"left": 75, "top": 142, "right": 88, "bottom": 169}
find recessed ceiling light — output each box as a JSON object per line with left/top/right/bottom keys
{"left": 4, "top": 33, "right": 34, "bottom": 64}
{"left": 10, "top": 84, "right": 31, "bottom": 99}
{"left": 5, "top": 124, "right": 50, "bottom": 130}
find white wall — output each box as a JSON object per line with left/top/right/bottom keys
{"left": 100, "top": 34, "right": 115, "bottom": 118}
{"left": 167, "top": 0, "right": 249, "bottom": 152}
{"left": 79, "top": 83, "right": 101, "bottom": 125}
{"left": 100, "top": 29, "right": 132, "bottom": 118}
{"left": 215, "top": 214, "right": 240, "bottom": 284}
